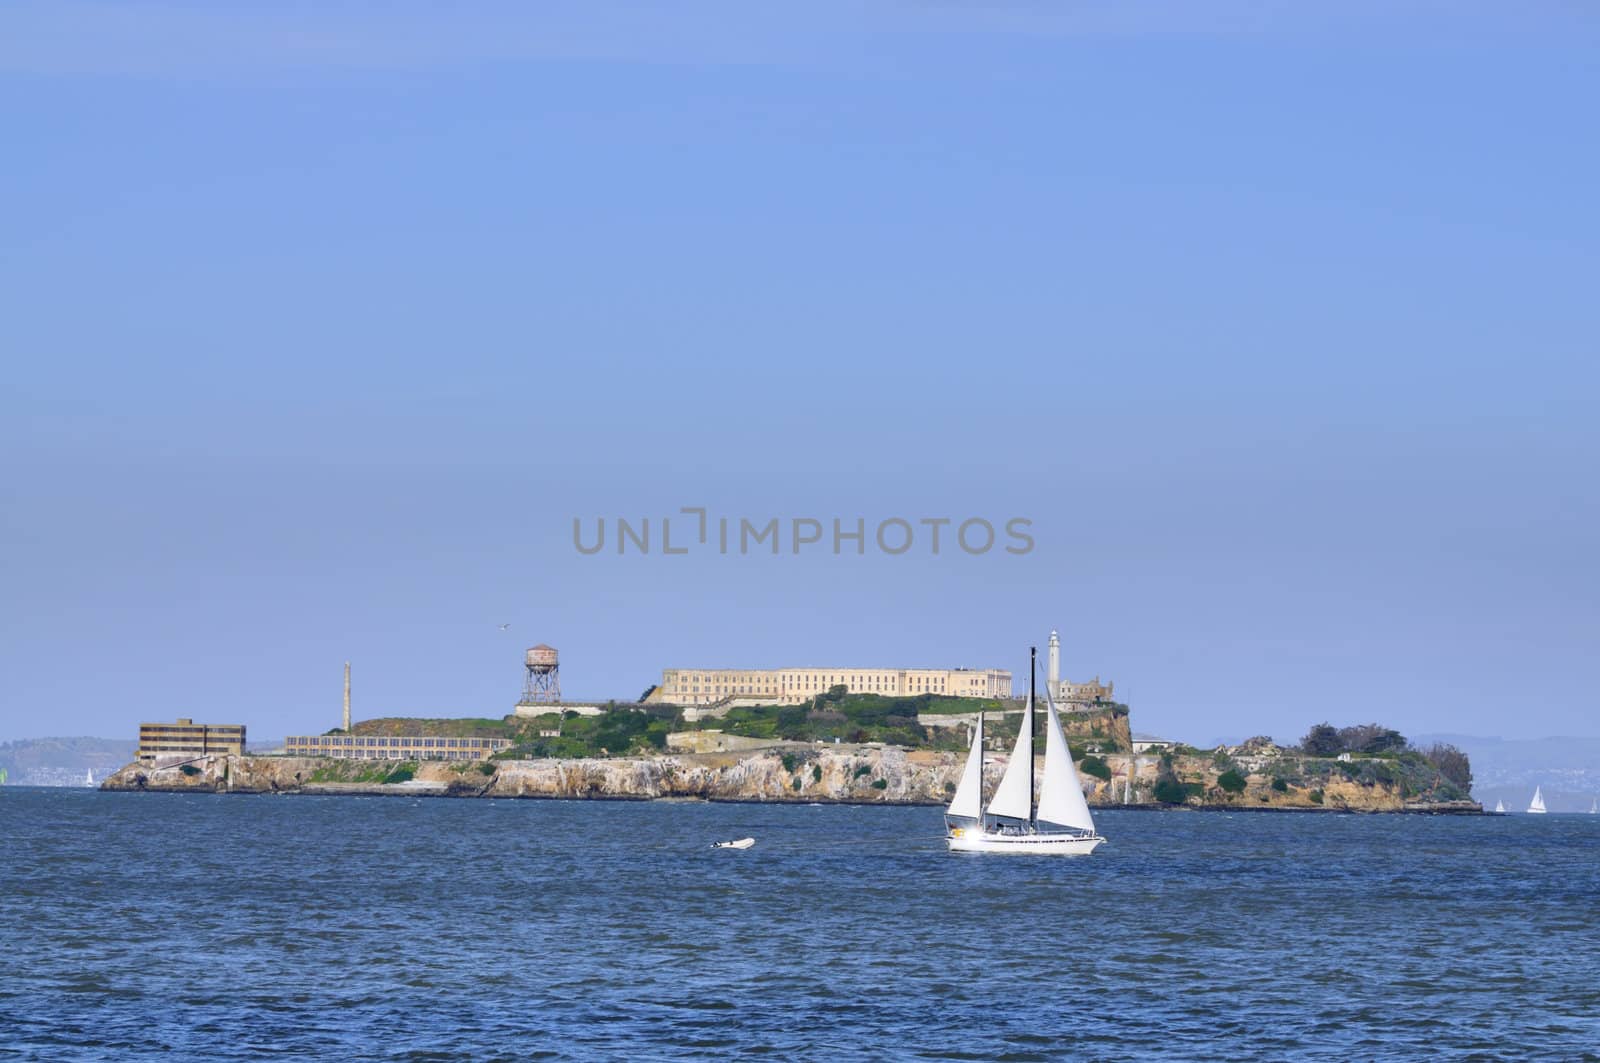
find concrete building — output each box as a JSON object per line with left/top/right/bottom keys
{"left": 137, "top": 718, "right": 247, "bottom": 762}
{"left": 284, "top": 734, "right": 511, "bottom": 761}
{"left": 649, "top": 666, "right": 1011, "bottom": 707}
{"left": 1132, "top": 734, "right": 1176, "bottom": 754}
{"left": 1045, "top": 630, "right": 1115, "bottom": 708}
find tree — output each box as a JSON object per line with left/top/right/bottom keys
{"left": 1338, "top": 723, "right": 1407, "bottom": 755}
{"left": 1217, "top": 769, "right": 1247, "bottom": 794}
{"left": 1423, "top": 743, "right": 1473, "bottom": 791}
{"left": 1300, "top": 723, "right": 1343, "bottom": 757}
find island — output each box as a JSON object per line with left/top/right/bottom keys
{"left": 101, "top": 692, "right": 1479, "bottom": 812}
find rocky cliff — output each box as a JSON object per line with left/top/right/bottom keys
{"left": 101, "top": 744, "right": 1474, "bottom": 812}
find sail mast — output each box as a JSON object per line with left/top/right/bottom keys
{"left": 1028, "top": 646, "right": 1037, "bottom": 827}
{"left": 977, "top": 699, "right": 986, "bottom": 827}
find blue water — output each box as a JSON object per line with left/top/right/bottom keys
{"left": 3, "top": 790, "right": 1598, "bottom": 1059}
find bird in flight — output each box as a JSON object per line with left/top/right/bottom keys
{"left": 498, "top": 623, "right": 511, "bottom": 630}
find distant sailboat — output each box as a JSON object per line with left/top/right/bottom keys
{"left": 85, "top": 769, "right": 94, "bottom": 787}
{"left": 1527, "top": 787, "right": 1547, "bottom": 815}
{"left": 945, "top": 647, "right": 1104, "bottom": 855}
{"left": 1590, "top": 798, "right": 1597, "bottom": 815}
{"left": 1493, "top": 799, "right": 1505, "bottom": 814}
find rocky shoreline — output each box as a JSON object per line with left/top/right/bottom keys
{"left": 101, "top": 747, "right": 1482, "bottom": 813}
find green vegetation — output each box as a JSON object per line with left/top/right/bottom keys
{"left": 1422, "top": 743, "right": 1472, "bottom": 791}
{"left": 1217, "top": 769, "right": 1247, "bottom": 794}
{"left": 475, "top": 762, "right": 496, "bottom": 776}
{"left": 354, "top": 717, "right": 509, "bottom": 739}
{"left": 1300, "top": 722, "right": 1408, "bottom": 757}
{"left": 1309, "top": 788, "right": 1325, "bottom": 805}
{"left": 781, "top": 753, "right": 797, "bottom": 772}
{"left": 331, "top": 695, "right": 1129, "bottom": 764}
{"left": 871, "top": 778, "right": 888, "bottom": 790}
{"left": 712, "top": 692, "right": 940, "bottom": 749}
{"left": 178, "top": 764, "right": 201, "bottom": 777}
{"left": 306, "top": 760, "right": 421, "bottom": 785}
{"left": 791, "top": 777, "right": 802, "bottom": 791}
{"left": 1271, "top": 777, "right": 1289, "bottom": 793}
{"left": 853, "top": 765, "right": 873, "bottom": 779}
{"left": 1078, "top": 755, "right": 1111, "bottom": 782}
{"left": 1281, "top": 722, "right": 1472, "bottom": 802}
{"left": 812, "top": 764, "right": 823, "bottom": 783}
{"left": 1153, "top": 776, "right": 1190, "bottom": 804}
{"left": 383, "top": 764, "right": 416, "bottom": 784}
{"left": 492, "top": 706, "right": 681, "bottom": 760}
{"left": 916, "top": 696, "right": 1008, "bottom": 716}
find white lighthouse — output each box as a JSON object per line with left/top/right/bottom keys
{"left": 1047, "top": 630, "right": 1061, "bottom": 694}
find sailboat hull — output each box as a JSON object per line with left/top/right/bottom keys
{"left": 946, "top": 829, "right": 1104, "bottom": 856}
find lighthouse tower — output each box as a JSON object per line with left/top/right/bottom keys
{"left": 1047, "top": 630, "right": 1061, "bottom": 697}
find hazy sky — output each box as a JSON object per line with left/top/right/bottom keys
{"left": 3, "top": 3, "right": 1596, "bottom": 744}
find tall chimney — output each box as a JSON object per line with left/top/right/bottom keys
{"left": 343, "top": 661, "right": 351, "bottom": 733}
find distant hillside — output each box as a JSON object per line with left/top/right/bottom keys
{"left": 0, "top": 737, "right": 136, "bottom": 787}
{"left": 1414, "top": 733, "right": 1600, "bottom": 814}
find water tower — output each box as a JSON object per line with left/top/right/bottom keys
{"left": 522, "top": 644, "right": 561, "bottom": 703}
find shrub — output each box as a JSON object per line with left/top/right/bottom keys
{"left": 871, "top": 778, "right": 888, "bottom": 790}
{"left": 383, "top": 764, "right": 416, "bottom": 784}
{"left": 1309, "top": 788, "right": 1324, "bottom": 805}
{"left": 475, "top": 762, "right": 496, "bottom": 776}
{"left": 792, "top": 777, "right": 802, "bottom": 791}
{"left": 178, "top": 764, "right": 201, "bottom": 777}
{"left": 812, "top": 765, "right": 823, "bottom": 783}
{"left": 1153, "top": 776, "right": 1189, "bottom": 804}
{"left": 781, "top": 753, "right": 797, "bottom": 773}
{"left": 1079, "top": 755, "right": 1112, "bottom": 781}
{"left": 1271, "top": 777, "right": 1289, "bottom": 793}
{"left": 853, "top": 765, "right": 872, "bottom": 779}
{"left": 1217, "top": 769, "right": 1247, "bottom": 794}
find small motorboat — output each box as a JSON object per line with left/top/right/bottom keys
{"left": 711, "top": 837, "right": 755, "bottom": 850}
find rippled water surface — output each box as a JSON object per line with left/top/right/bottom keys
{"left": 3, "top": 790, "right": 1598, "bottom": 1059}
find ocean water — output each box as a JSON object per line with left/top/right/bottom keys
{"left": 2, "top": 790, "right": 1598, "bottom": 1060}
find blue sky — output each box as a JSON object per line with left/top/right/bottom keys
{"left": 2, "top": 3, "right": 1596, "bottom": 744}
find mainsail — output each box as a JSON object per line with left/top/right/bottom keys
{"left": 946, "top": 714, "right": 985, "bottom": 822}
{"left": 1037, "top": 688, "right": 1096, "bottom": 833}
{"left": 986, "top": 693, "right": 1034, "bottom": 822}
{"left": 1529, "top": 786, "right": 1547, "bottom": 814}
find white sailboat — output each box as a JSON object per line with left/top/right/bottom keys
{"left": 1527, "top": 786, "right": 1547, "bottom": 814}
{"left": 946, "top": 647, "right": 1104, "bottom": 856}
{"left": 85, "top": 769, "right": 94, "bottom": 787}
{"left": 1493, "top": 799, "right": 1505, "bottom": 814}
{"left": 1589, "top": 799, "right": 1597, "bottom": 815}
